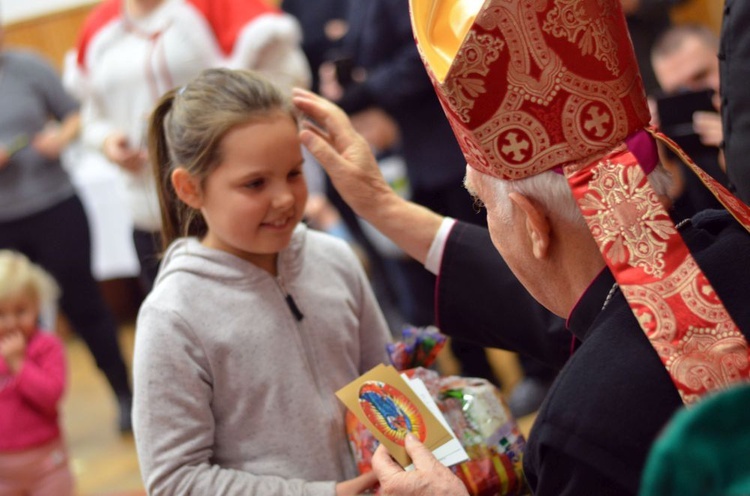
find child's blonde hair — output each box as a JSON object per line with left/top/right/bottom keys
{"left": 0, "top": 250, "right": 60, "bottom": 307}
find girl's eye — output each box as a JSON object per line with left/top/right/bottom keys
{"left": 245, "top": 179, "right": 265, "bottom": 189}
{"left": 288, "top": 169, "right": 303, "bottom": 180}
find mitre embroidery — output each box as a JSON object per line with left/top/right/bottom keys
{"left": 543, "top": 0, "right": 620, "bottom": 76}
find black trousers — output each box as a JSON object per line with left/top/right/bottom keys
{"left": 0, "top": 195, "right": 131, "bottom": 398}
{"left": 132, "top": 228, "right": 161, "bottom": 295}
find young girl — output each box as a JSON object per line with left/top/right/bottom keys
{"left": 133, "top": 68, "right": 390, "bottom": 495}
{"left": 0, "top": 250, "right": 74, "bottom": 495}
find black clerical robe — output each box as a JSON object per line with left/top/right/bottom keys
{"left": 436, "top": 210, "right": 750, "bottom": 495}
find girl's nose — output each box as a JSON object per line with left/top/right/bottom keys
{"left": 271, "top": 187, "right": 295, "bottom": 209}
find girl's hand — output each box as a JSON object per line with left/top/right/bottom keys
{"left": 0, "top": 330, "right": 27, "bottom": 374}
{"left": 335, "top": 470, "right": 378, "bottom": 496}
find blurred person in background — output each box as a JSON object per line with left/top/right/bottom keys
{"left": 719, "top": 0, "right": 750, "bottom": 205}
{"left": 651, "top": 24, "right": 730, "bottom": 220}
{"left": 0, "top": 251, "right": 74, "bottom": 496}
{"left": 621, "top": 0, "right": 686, "bottom": 96}
{"left": 0, "top": 21, "right": 134, "bottom": 433}
{"left": 65, "top": 0, "right": 310, "bottom": 295}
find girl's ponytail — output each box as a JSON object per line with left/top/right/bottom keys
{"left": 148, "top": 89, "right": 181, "bottom": 251}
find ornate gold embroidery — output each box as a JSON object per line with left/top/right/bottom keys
{"left": 622, "top": 257, "right": 750, "bottom": 405}
{"left": 668, "top": 328, "right": 749, "bottom": 404}
{"left": 579, "top": 160, "right": 676, "bottom": 277}
{"left": 444, "top": 31, "right": 505, "bottom": 123}
{"left": 543, "top": 0, "right": 620, "bottom": 75}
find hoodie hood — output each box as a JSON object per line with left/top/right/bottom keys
{"left": 154, "top": 223, "right": 307, "bottom": 289}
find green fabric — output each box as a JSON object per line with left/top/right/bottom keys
{"left": 640, "top": 384, "right": 750, "bottom": 496}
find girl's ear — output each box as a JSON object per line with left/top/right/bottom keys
{"left": 171, "top": 168, "right": 203, "bottom": 209}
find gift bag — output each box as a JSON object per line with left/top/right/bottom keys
{"left": 346, "top": 326, "right": 530, "bottom": 495}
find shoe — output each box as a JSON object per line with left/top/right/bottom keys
{"left": 118, "top": 394, "right": 133, "bottom": 434}
{"left": 507, "top": 378, "right": 551, "bottom": 418}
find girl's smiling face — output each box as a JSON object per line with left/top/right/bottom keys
{"left": 192, "top": 112, "right": 308, "bottom": 273}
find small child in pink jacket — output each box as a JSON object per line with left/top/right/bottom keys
{"left": 0, "top": 250, "right": 73, "bottom": 495}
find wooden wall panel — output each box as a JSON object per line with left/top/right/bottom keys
{"left": 672, "top": 0, "right": 723, "bottom": 35}
{"left": 3, "top": 4, "right": 96, "bottom": 71}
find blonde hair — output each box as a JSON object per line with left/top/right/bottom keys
{"left": 148, "top": 68, "right": 296, "bottom": 250}
{"left": 0, "top": 250, "right": 60, "bottom": 307}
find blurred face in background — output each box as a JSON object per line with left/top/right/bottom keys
{"left": 652, "top": 34, "right": 720, "bottom": 95}
{"left": 0, "top": 288, "right": 40, "bottom": 341}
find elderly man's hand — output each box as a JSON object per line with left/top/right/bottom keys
{"left": 292, "top": 88, "right": 396, "bottom": 219}
{"left": 372, "top": 434, "right": 469, "bottom": 496}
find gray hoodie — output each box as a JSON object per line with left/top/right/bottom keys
{"left": 133, "top": 224, "right": 391, "bottom": 495}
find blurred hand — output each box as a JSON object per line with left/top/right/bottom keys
{"left": 372, "top": 434, "right": 468, "bottom": 496}
{"left": 0, "top": 330, "right": 26, "bottom": 373}
{"left": 351, "top": 108, "right": 400, "bottom": 153}
{"left": 647, "top": 96, "right": 660, "bottom": 127}
{"left": 335, "top": 470, "right": 378, "bottom": 496}
{"left": 0, "top": 146, "right": 9, "bottom": 169}
{"left": 319, "top": 61, "right": 345, "bottom": 101}
{"left": 103, "top": 132, "right": 147, "bottom": 173}
{"left": 620, "top": 0, "right": 641, "bottom": 15}
{"left": 305, "top": 194, "right": 343, "bottom": 232}
{"left": 32, "top": 127, "right": 66, "bottom": 159}
{"left": 692, "top": 111, "right": 723, "bottom": 147}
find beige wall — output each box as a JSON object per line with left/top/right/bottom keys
{"left": 2, "top": 0, "right": 722, "bottom": 73}
{"left": 672, "top": 0, "right": 723, "bottom": 35}
{"left": 3, "top": 4, "right": 94, "bottom": 71}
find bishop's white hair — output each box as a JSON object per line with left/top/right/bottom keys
{"left": 474, "top": 164, "right": 673, "bottom": 225}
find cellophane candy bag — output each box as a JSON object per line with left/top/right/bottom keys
{"left": 346, "top": 326, "right": 530, "bottom": 495}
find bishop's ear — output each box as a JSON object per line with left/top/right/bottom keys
{"left": 171, "top": 168, "right": 203, "bottom": 209}
{"left": 509, "top": 192, "right": 550, "bottom": 260}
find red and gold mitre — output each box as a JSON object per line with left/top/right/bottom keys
{"left": 410, "top": 0, "right": 651, "bottom": 179}
{"left": 410, "top": 0, "right": 750, "bottom": 404}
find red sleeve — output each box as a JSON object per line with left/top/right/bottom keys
{"left": 15, "top": 334, "right": 67, "bottom": 417}
{"left": 75, "top": 0, "right": 122, "bottom": 70}
{"left": 187, "top": 0, "right": 279, "bottom": 56}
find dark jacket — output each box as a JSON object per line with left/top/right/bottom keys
{"left": 335, "top": 0, "right": 467, "bottom": 192}
{"left": 720, "top": 0, "right": 750, "bottom": 205}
